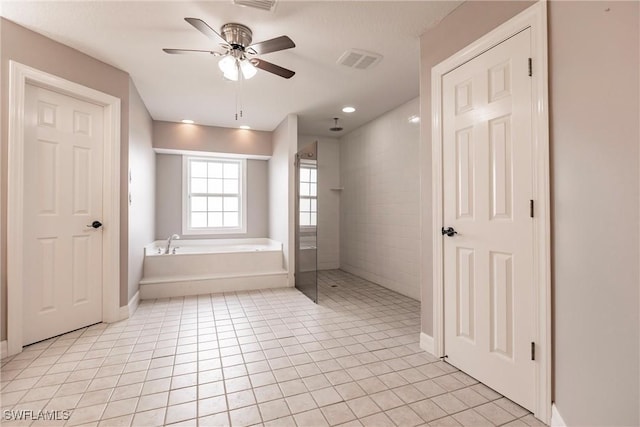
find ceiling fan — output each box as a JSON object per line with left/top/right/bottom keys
{"left": 163, "top": 18, "right": 296, "bottom": 80}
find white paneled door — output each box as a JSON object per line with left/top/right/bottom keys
{"left": 442, "top": 29, "right": 535, "bottom": 410}
{"left": 23, "top": 84, "right": 104, "bottom": 345}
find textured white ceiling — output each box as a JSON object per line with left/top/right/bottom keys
{"left": 1, "top": 1, "right": 462, "bottom": 136}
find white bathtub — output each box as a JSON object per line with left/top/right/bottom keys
{"left": 139, "top": 238, "right": 288, "bottom": 299}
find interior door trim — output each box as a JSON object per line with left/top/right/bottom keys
{"left": 430, "top": 2, "right": 551, "bottom": 422}
{"left": 7, "top": 61, "right": 121, "bottom": 356}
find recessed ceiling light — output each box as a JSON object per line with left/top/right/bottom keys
{"left": 408, "top": 115, "right": 420, "bottom": 124}
{"left": 181, "top": 119, "right": 194, "bottom": 124}
{"left": 239, "top": 125, "right": 251, "bottom": 130}
{"left": 342, "top": 106, "right": 356, "bottom": 113}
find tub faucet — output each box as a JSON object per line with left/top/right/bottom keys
{"left": 165, "top": 234, "right": 180, "bottom": 254}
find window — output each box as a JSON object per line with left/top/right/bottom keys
{"left": 183, "top": 156, "right": 246, "bottom": 234}
{"left": 299, "top": 164, "right": 317, "bottom": 227}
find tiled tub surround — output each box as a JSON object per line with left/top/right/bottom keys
{"left": 0, "top": 270, "right": 542, "bottom": 426}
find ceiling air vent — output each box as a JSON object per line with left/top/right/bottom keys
{"left": 233, "top": 0, "right": 277, "bottom": 12}
{"left": 337, "top": 49, "right": 383, "bottom": 70}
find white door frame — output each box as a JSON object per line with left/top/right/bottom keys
{"left": 431, "top": 2, "right": 551, "bottom": 422}
{"left": 7, "top": 61, "right": 121, "bottom": 356}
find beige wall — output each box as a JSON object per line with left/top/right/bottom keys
{"left": 549, "top": 2, "right": 639, "bottom": 425}
{"left": 420, "top": 1, "right": 640, "bottom": 424}
{"left": 153, "top": 121, "right": 272, "bottom": 157}
{"left": 340, "top": 98, "right": 421, "bottom": 300}
{"left": 0, "top": 18, "right": 132, "bottom": 339}
{"left": 155, "top": 154, "right": 269, "bottom": 240}
{"left": 298, "top": 135, "right": 341, "bottom": 271}
{"left": 127, "top": 81, "right": 155, "bottom": 303}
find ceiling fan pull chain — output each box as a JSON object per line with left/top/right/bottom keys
{"left": 240, "top": 71, "right": 244, "bottom": 119}
{"left": 235, "top": 69, "right": 239, "bottom": 121}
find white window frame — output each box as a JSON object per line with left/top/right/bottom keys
{"left": 182, "top": 155, "right": 247, "bottom": 235}
{"left": 298, "top": 163, "right": 317, "bottom": 231}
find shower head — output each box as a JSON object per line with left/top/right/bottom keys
{"left": 330, "top": 117, "right": 343, "bottom": 132}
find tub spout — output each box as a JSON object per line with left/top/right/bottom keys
{"left": 165, "top": 234, "right": 180, "bottom": 254}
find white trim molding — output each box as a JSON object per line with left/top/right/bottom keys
{"left": 181, "top": 156, "right": 248, "bottom": 236}
{"left": 7, "top": 61, "right": 121, "bottom": 357}
{"left": 419, "top": 333, "right": 435, "bottom": 356}
{"left": 128, "top": 291, "right": 140, "bottom": 317}
{"left": 154, "top": 147, "right": 270, "bottom": 161}
{"left": 551, "top": 404, "right": 567, "bottom": 427}
{"left": 430, "top": 2, "right": 551, "bottom": 423}
{"left": 120, "top": 290, "right": 140, "bottom": 320}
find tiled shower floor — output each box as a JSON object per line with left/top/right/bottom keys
{"left": 0, "top": 270, "right": 545, "bottom": 426}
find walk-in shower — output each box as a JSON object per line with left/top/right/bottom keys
{"left": 295, "top": 141, "right": 318, "bottom": 302}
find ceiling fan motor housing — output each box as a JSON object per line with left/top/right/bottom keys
{"left": 221, "top": 23, "right": 253, "bottom": 48}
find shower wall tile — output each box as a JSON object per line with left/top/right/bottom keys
{"left": 339, "top": 98, "right": 421, "bottom": 301}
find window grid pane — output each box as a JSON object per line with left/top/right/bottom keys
{"left": 299, "top": 165, "right": 317, "bottom": 227}
{"left": 189, "top": 158, "right": 242, "bottom": 229}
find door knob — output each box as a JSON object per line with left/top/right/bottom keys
{"left": 87, "top": 221, "right": 103, "bottom": 229}
{"left": 441, "top": 226, "right": 457, "bottom": 237}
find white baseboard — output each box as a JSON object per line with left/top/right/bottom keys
{"left": 118, "top": 305, "right": 128, "bottom": 321}
{"left": 551, "top": 403, "right": 566, "bottom": 427}
{"left": 1, "top": 340, "right": 8, "bottom": 359}
{"left": 118, "top": 290, "right": 140, "bottom": 321}
{"left": 128, "top": 290, "right": 140, "bottom": 317}
{"left": 420, "top": 332, "right": 435, "bottom": 355}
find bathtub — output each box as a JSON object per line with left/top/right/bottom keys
{"left": 139, "top": 238, "right": 288, "bottom": 299}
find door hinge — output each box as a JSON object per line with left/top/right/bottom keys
{"left": 531, "top": 342, "right": 535, "bottom": 360}
{"left": 528, "top": 58, "right": 532, "bottom": 77}
{"left": 530, "top": 200, "right": 534, "bottom": 218}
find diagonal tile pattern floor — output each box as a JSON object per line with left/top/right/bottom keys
{"left": 1, "top": 270, "right": 546, "bottom": 426}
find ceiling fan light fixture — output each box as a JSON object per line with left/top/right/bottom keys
{"left": 219, "top": 55, "right": 239, "bottom": 80}
{"left": 223, "top": 68, "right": 239, "bottom": 81}
{"left": 240, "top": 59, "right": 257, "bottom": 79}
{"left": 219, "top": 55, "right": 257, "bottom": 81}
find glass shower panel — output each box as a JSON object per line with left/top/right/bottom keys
{"left": 295, "top": 141, "right": 318, "bottom": 303}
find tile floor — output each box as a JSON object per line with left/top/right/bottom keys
{"left": 1, "top": 270, "right": 546, "bottom": 427}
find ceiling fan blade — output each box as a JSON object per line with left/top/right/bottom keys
{"left": 247, "top": 36, "right": 295, "bottom": 55}
{"left": 163, "top": 48, "right": 221, "bottom": 55}
{"left": 251, "top": 58, "right": 295, "bottom": 79}
{"left": 184, "top": 17, "right": 228, "bottom": 47}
